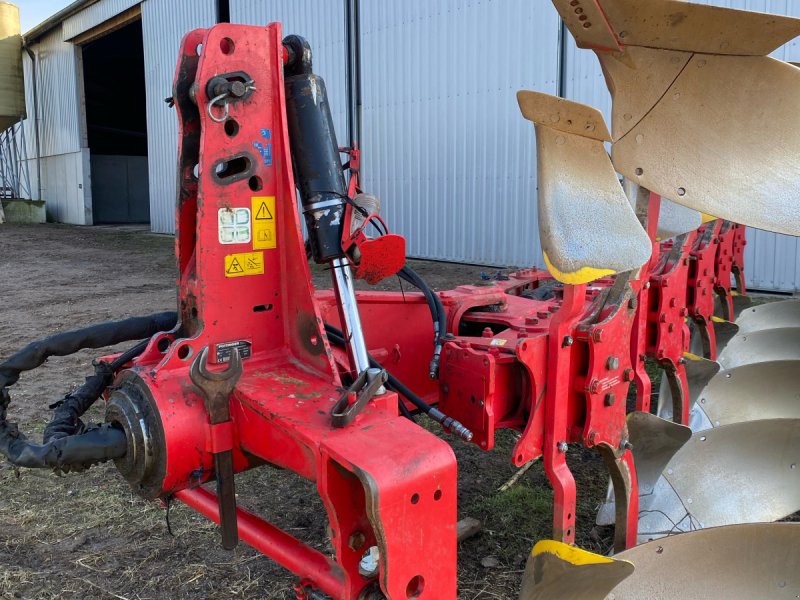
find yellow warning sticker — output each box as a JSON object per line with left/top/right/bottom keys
{"left": 252, "top": 196, "right": 277, "bottom": 250}
{"left": 224, "top": 251, "right": 264, "bottom": 278}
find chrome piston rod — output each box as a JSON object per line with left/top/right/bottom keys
{"left": 331, "top": 257, "right": 370, "bottom": 374}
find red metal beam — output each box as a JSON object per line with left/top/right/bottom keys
{"left": 176, "top": 488, "right": 346, "bottom": 598}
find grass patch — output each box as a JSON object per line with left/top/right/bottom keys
{"left": 467, "top": 481, "right": 552, "bottom": 564}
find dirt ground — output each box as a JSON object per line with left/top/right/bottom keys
{"left": 0, "top": 223, "right": 712, "bottom": 599}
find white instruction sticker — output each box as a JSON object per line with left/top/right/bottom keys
{"left": 218, "top": 207, "right": 251, "bottom": 244}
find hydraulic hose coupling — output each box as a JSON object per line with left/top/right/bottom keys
{"left": 428, "top": 407, "right": 474, "bottom": 442}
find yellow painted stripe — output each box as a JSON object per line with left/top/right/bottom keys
{"left": 711, "top": 316, "right": 732, "bottom": 324}
{"left": 532, "top": 540, "right": 617, "bottom": 565}
{"left": 544, "top": 252, "right": 615, "bottom": 285}
{"left": 701, "top": 213, "right": 718, "bottom": 223}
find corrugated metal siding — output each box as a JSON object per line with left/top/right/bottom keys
{"left": 32, "top": 150, "right": 90, "bottom": 223}
{"left": 561, "top": 32, "right": 611, "bottom": 124}
{"left": 17, "top": 24, "right": 89, "bottom": 221}
{"left": 62, "top": 0, "right": 141, "bottom": 40}
{"left": 360, "top": 0, "right": 560, "bottom": 267}
{"left": 229, "top": 0, "right": 348, "bottom": 143}
{"left": 19, "top": 152, "right": 88, "bottom": 221}
{"left": 18, "top": 0, "right": 800, "bottom": 290}
{"left": 20, "top": 53, "right": 36, "bottom": 164}
{"left": 141, "top": 0, "right": 217, "bottom": 234}
{"left": 26, "top": 25, "right": 83, "bottom": 157}
{"left": 19, "top": 51, "right": 39, "bottom": 199}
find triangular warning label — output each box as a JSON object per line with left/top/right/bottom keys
{"left": 227, "top": 257, "right": 244, "bottom": 274}
{"left": 255, "top": 202, "right": 273, "bottom": 220}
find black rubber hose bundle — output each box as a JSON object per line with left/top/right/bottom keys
{"left": 43, "top": 339, "right": 149, "bottom": 443}
{"left": 0, "top": 312, "right": 177, "bottom": 472}
{"left": 397, "top": 266, "right": 446, "bottom": 378}
{"left": 0, "top": 312, "right": 177, "bottom": 397}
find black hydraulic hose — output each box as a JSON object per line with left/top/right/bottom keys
{"left": 0, "top": 422, "right": 128, "bottom": 472}
{"left": 0, "top": 312, "right": 178, "bottom": 472}
{"left": 324, "top": 324, "right": 472, "bottom": 441}
{"left": 397, "top": 397, "right": 416, "bottom": 422}
{"left": 43, "top": 338, "right": 150, "bottom": 443}
{"left": 397, "top": 266, "right": 446, "bottom": 379}
{"left": 0, "top": 312, "right": 177, "bottom": 397}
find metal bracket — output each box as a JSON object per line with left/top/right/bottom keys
{"left": 331, "top": 368, "right": 388, "bottom": 428}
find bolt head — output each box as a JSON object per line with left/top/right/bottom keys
{"left": 606, "top": 356, "right": 619, "bottom": 370}
{"left": 604, "top": 392, "right": 616, "bottom": 406}
{"left": 557, "top": 441, "right": 568, "bottom": 453}
{"left": 230, "top": 80, "right": 247, "bottom": 97}
{"left": 562, "top": 335, "right": 573, "bottom": 347}
{"left": 622, "top": 368, "right": 634, "bottom": 382}
{"left": 348, "top": 531, "right": 366, "bottom": 551}
{"left": 358, "top": 546, "right": 380, "bottom": 578}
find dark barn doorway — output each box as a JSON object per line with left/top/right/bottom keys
{"left": 82, "top": 19, "right": 150, "bottom": 224}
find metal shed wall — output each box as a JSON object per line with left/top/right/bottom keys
{"left": 561, "top": 0, "right": 800, "bottom": 292}
{"left": 19, "top": 0, "right": 800, "bottom": 291}
{"left": 23, "top": 26, "right": 83, "bottom": 158}
{"left": 359, "top": 0, "right": 560, "bottom": 267}
{"left": 62, "top": 0, "right": 140, "bottom": 40}
{"left": 229, "top": 0, "right": 349, "bottom": 142}
{"left": 20, "top": 24, "right": 90, "bottom": 223}
{"left": 142, "top": 0, "right": 218, "bottom": 233}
